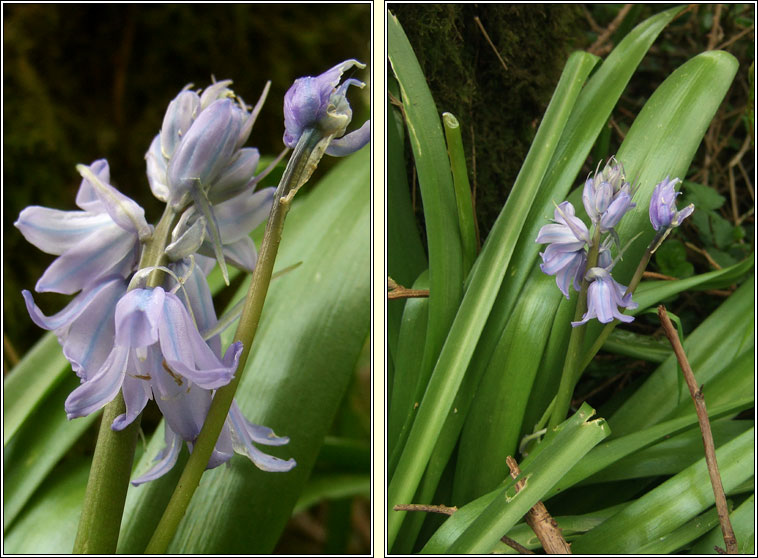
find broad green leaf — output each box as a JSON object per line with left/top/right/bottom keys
{"left": 388, "top": 270, "right": 429, "bottom": 464}
{"left": 421, "top": 404, "right": 609, "bottom": 554}
{"left": 585, "top": 419, "right": 752, "bottom": 484}
{"left": 631, "top": 254, "right": 754, "bottom": 313}
{"left": 570, "top": 428, "right": 754, "bottom": 554}
{"left": 442, "top": 112, "right": 477, "bottom": 274}
{"left": 496, "top": 503, "right": 626, "bottom": 553}
{"left": 292, "top": 473, "right": 369, "bottom": 515}
{"left": 3, "top": 374, "right": 97, "bottom": 530}
{"left": 454, "top": 272, "right": 560, "bottom": 501}
{"left": 548, "top": 397, "right": 753, "bottom": 498}
{"left": 118, "top": 421, "right": 189, "bottom": 554}
{"left": 3, "top": 457, "right": 89, "bottom": 553}
{"left": 388, "top": 12, "right": 464, "bottom": 411}
{"left": 3, "top": 331, "right": 69, "bottom": 444}
{"left": 163, "top": 148, "right": 370, "bottom": 553}
{"left": 689, "top": 494, "right": 754, "bottom": 554}
{"left": 387, "top": 94, "right": 426, "bottom": 367}
{"left": 610, "top": 275, "right": 754, "bottom": 435}
{"left": 601, "top": 328, "right": 671, "bottom": 362}
{"left": 636, "top": 506, "right": 721, "bottom": 554}
{"left": 388, "top": 50, "right": 598, "bottom": 547}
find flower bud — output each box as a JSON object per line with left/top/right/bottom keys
{"left": 167, "top": 98, "right": 241, "bottom": 208}
{"left": 649, "top": 176, "right": 694, "bottom": 231}
{"left": 283, "top": 59, "right": 370, "bottom": 155}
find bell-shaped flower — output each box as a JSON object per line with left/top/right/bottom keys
{"left": 15, "top": 160, "right": 151, "bottom": 295}
{"left": 536, "top": 201, "right": 590, "bottom": 298}
{"left": 147, "top": 80, "right": 272, "bottom": 209}
{"left": 571, "top": 267, "right": 638, "bottom": 326}
{"left": 539, "top": 244, "right": 586, "bottom": 299}
{"left": 22, "top": 275, "right": 127, "bottom": 381}
{"left": 63, "top": 286, "right": 242, "bottom": 425}
{"left": 283, "top": 59, "right": 370, "bottom": 156}
{"left": 536, "top": 201, "right": 590, "bottom": 249}
{"left": 582, "top": 157, "right": 636, "bottom": 231}
{"left": 649, "top": 176, "right": 694, "bottom": 231}
{"left": 131, "top": 262, "right": 295, "bottom": 485}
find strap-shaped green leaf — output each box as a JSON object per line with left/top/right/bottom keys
{"left": 388, "top": 49, "right": 598, "bottom": 547}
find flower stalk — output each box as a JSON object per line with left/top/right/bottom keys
{"left": 72, "top": 205, "right": 182, "bottom": 554}
{"left": 549, "top": 227, "right": 601, "bottom": 430}
{"left": 145, "top": 128, "right": 323, "bottom": 553}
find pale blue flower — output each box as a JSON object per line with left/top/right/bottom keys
{"left": 147, "top": 80, "right": 272, "bottom": 208}
{"left": 571, "top": 267, "right": 637, "bottom": 326}
{"left": 536, "top": 201, "right": 590, "bottom": 298}
{"left": 582, "top": 157, "right": 636, "bottom": 232}
{"left": 62, "top": 286, "right": 242, "bottom": 423}
{"left": 649, "top": 176, "right": 694, "bottom": 231}
{"left": 283, "top": 59, "right": 370, "bottom": 156}
{"left": 131, "top": 262, "right": 296, "bottom": 484}
{"left": 15, "top": 160, "right": 151, "bottom": 295}
{"left": 23, "top": 275, "right": 127, "bottom": 380}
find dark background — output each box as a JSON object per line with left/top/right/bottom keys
{"left": 4, "top": 3, "right": 371, "bottom": 360}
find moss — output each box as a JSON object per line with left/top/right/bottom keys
{"left": 390, "top": 4, "right": 586, "bottom": 240}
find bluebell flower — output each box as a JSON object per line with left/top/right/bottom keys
{"left": 61, "top": 285, "right": 242, "bottom": 424}
{"left": 147, "top": 80, "right": 271, "bottom": 209}
{"left": 23, "top": 275, "right": 127, "bottom": 381}
{"left": 582, "top": 157, "right": 636, "bottom": 232}
{"left": 283, "top": 59, "right": 370, "bottom": 156}
{"left": 571, "top": 267, "right": 637, "bottom": 326}
{"left": 131, "top": 261, "right": 296, "bottom": 484}
{"left": 536, "top": 201, "right": 590, "bottom": 298}
{"left": 649, "top": 176, "right": 694, "bottom": 231}
{"left": 14, "top": 160, "right": 151, "bottom": 295}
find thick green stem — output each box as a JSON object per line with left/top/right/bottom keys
{"left": 72, "top": 205, "right": 179, "bottom": 553}
{"left": 72, "top": 395, "right": 140, "bottom": 553}
{"left": 549, "top": 228, "right": 602, "bottom": 429}
{"left": 145, "top": 129, "right": 324, "bottom": 554}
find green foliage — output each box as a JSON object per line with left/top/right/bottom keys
{"left": 388, "top": 5, "right": 753, "bottom": 554}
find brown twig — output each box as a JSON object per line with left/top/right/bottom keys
{"left": 392, "top": 504, "right": 534, "bottom": 554}
{"left": 685, "top": 242, "right": 723, "bottom": 270}
{"left": 715, "top": 23, "right": 755, "bottom": 51}
{"left": 393, "top": 503, "right": 457, "bottom": 515}
{"left": 706, "top": 4, "right": 724, "bottom": 51}
{"left": 588, "top": 4, "right": 633, "bottom": 56}
{"left": 642, "top": 271, "right": 677, "bottom": 281}
{"left": 506, "top": 456, "right": 572, "bottom": 554}
{"left": 387, "top": 277, "right": 429, "bottom": 300}
{"left": 473, "top": 16, "right": 508, "bottom": 72}
{"left": 657, "top": 306, "right": 738, "bottom": 554}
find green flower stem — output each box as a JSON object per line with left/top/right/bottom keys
{"left": 72, "top": 395, "right": 140, "bottom": 553}
{"left": 72, "top": 205, "right": 180, "bottom": 554}
{"left": 549, "top": 227, "right": 602, "bottom": 430}
{"left": 579, "top": 236, "right": 657, "bottom": 372}
{"left": 145, "top": 128, "right": 324, "bottom": 554}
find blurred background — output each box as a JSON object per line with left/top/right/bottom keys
{"left": 3, "top": 3, "right": 370, "bottom": 554}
